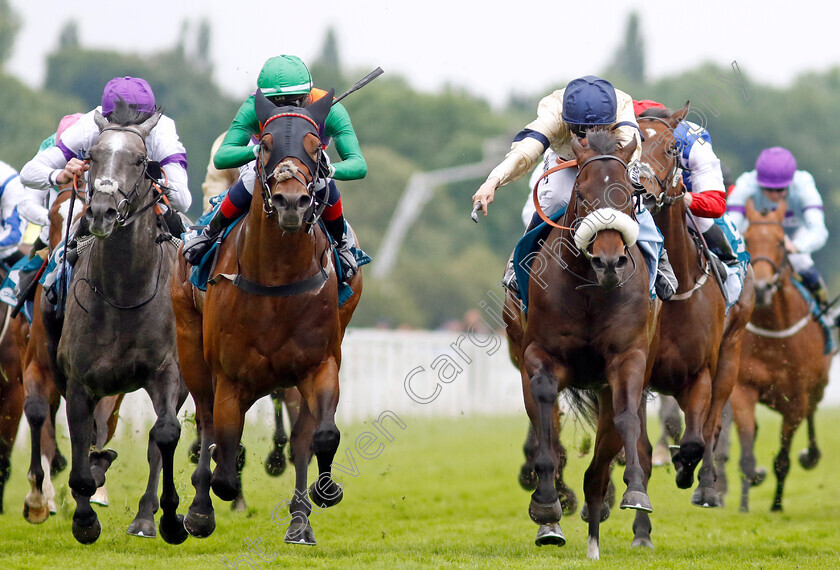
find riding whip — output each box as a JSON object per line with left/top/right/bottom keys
{"left": 332, "top": 67, "right": 384, "bottom": 106}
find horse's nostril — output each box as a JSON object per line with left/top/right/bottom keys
{"left": 616, "top": 255, "right": 628, "bottom": 269}
{"left": 297, "top": 196, "right": 310, "bottom": 210}
{"left": 591, "top": 257, "right": 605, "bottom": 270}
{"left": 105, "top": 208, "right": 117, "bottom": 221}
{"left": 274, "top": 195, "right": 288, "bottom": 209}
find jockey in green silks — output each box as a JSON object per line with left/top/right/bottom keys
{"left": 182, "top": 55, "right": 367, "bottom": 280}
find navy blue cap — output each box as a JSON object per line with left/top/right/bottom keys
{"left": 561, "top": 75, "right": 617, "bottom": 126}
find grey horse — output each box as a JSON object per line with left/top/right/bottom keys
{"left": 41, "top": 100, "right": 188, "bottom": 544}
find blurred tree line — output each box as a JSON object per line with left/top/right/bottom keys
{"left": 1, "top": 6, "right": 839, "bottom": 329}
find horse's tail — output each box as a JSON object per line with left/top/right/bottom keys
{"left": 564, "top": 387, "right": 655, "bottom": 429}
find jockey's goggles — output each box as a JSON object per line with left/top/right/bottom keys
{"left": 267, "top": 94, "right": 307, "bottom": 107}
{"left": 760, "top": 186, "right": 789, "bottom": 193}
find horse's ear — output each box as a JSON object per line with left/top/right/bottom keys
{"left": 137, "top": 112, "right": 161, "bottom": 139}
{"left": 745, "top": 198, "right": 758, "bottom": 221}
{"left": 617, "top": 135, "right": 638, "bottom": 163}
{"left": 307, "top": 88, "right": 334, "bottom": 127}
{"left": 254, "top": 90, "right": 276, "bottom": 125}
{"left": 570, "top": 135, "right": 589, "bottom": 162}
{"left": 672, "top": 101, "right": 690, "bottom": 124}
{"left": 94, "top": 110, "right": 109, "bottom": 132}
{"left": 772, "top": 198, "right": 788, "bottom": 222}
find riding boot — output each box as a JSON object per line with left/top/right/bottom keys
{"left": 503, "top": 216, "right": 542, "bottom": 296}
{"left": 323, "top": 215, "right": 358, "bottom": 282}
{"left": 799, "top": 266, "right": 830, "bottom": 312}
{"left": 655, "top": 247, "right": 678, "bottom": 301}
{"left": 182, "top": 208, "right": 235, "bottom": 266}
{"left": 161, "top": 205, "right": 187, "bottom": 238}
{"left": 702, "top": 223, "right": 737, "bottom": 264}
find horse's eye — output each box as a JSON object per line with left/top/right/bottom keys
{"left": 666, "top": 144, "right": 679, "bottom": 157}
{"left": 136, "top": 157, "right": 145, "bottom": 166}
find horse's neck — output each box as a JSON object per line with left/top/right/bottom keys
{"left": 87, "top": 213, "right": 159, "bottom": 282}
{"left": 240, "top": 215, "right": 320, "bottom": 282}
{"left": 753, "top": 269, "right": 811, "bottom": 329}
{"left": 654, "top": 203, "right": 700, "bottom": 287}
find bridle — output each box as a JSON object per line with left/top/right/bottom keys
{"left": 255, "top": 111, "right": 327, "bottom": 228}
{"left": 746, "top": 219, "right": 789, "bottom": 295}
{"left": 637, "top": 117, "right": 684, "bottom": 214}
{"left": 90, "top": 125, "right": 163, "bottom": 226}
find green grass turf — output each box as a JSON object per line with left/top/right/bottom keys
{"left": 1, "top": 406, "right": 839, "bottom": 569}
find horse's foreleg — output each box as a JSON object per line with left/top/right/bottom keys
{"left": 0, "top": 374, "right": 23, "bottom": 516}
{"left": 714, "top": 401, "right": 733, "bottom": 499}
{"left": 606, "top": 349, "right": 651, "bottom": 512}
{"left": 673, "top": 367, "right": 712, "bottom": 489}
{"left": 772, "top": 408, "right": 804, "bottom": 512}
{"left": 286, "top": 399, "right": 316, "bottom": 545}
{"left": 210, "top": 376, "right": 247, "bottom": 502}
{"left": 22, "top": 364, "right": 52, "bottom": 523}
{"left": 303, "top": 359, "right": 344, "bottom": 511}
{"left": 66, "top": 380, "right": 101, "bottom": 544}
{"left": 144, "top": 361, "right": 188, "bottom": 544}
{"left": 583, "top": 393, "right": 625, "bottom": 560}
{"left": 652, "top": 395, "right": 681, "bottom": 466}
{"left": 693, "top": 349, "right": 738, "bottom": 508}
{"left": 88, "top": 394, "right": 123, "bottom": 508}
{"left": 729, "top": 383, "right": 761, "bottom": 512}
{"left": 265, "top": 388, "right": 289, "bottom": 477}
{"left": 798, "top": 411, "right": 821, "bottom": 469}
{"left": 184, "top": 380, "right": 216, "bottom": 539}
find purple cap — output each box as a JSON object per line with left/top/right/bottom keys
{"left": 101, "top": 76, "right": 156, "bottom": 116}
{"left": 756, "top": 147, "right": 796, "bottom": 188}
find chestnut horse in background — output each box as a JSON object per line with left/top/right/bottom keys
{"left": 728, "top": 199, "right": 830, "bottom": 512}
{"left": 632, "top": 108, "right": 754, "bottom": 547}
{"left": 172, "top": 90, "right": 362, "bottom": 545}
{"left": 15, "top": 188, "right": 124, "bottom": 524}
{"left": 504, "top": 130, "right": 659, "bottom": 560}
{"left": 0, "top": 271, "right": 24, "bottom": 515}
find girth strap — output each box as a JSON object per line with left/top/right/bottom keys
{"left": 209, "top": 266, "right": 329, "bottom": 297}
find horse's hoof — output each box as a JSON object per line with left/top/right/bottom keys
{"left": 528, "top": 498, "right": 561, "bottom": 524}
{"left": 72, "top": 516, "right": 102, "bottom": 544}
{"left": 90, "top": 486, "right": 109, "bottom": 506}
{"left": 580, "top": 503, "right": 610, "bottom": 523}
{"left": 22, "top": 501, "right": 50, "bottom": 524}
{"left": 535, "top": 523, "right": 565, "bottom": 547}
{"left": 211, "top": 477, "right": 240, "bottom": 502}
{"left": 89, "top": 449, "right": 118, "bottom": 487}
{"left": 160, "top": 514, "right": 189, "bottom": 545}
{"left": 231, "top": 495, "right": 247, "bottom": 512}
{"left": 184, "top": 509, "right": 216, "bottom": 538}
{"left": 631, "top": 537, "right": 654, "bottom": 548}
{"left": 518, "top": 466, "right": 537, "bottom": 491}
{"left": 620, "top": 490, "right": 652, "bottom": 512}
{"left": 751, "top": 467, "right": 767, "bottom": 487}
{"left": 51, "top": 451, "right": 68, "bottom": 475}
{"left": 691, "top": 485, "right": 722, "bottom": 508}
{"left": 127, "top": 516, "right": 157, "bottom": 539}
{"left": 770, "top": 503, "right": 783, "bottom": 513}
{"left": 285, "top": 522, "right": 316, "bottom": 545}
{"left": 265, "top": 449, "right": 287, "bottom": 477}
{"left": 309, "top": 476, "right": 343, "bottom": 509}
{"left": 652, "top": 443, "right": 671, "bottom": 466}
{"left": 799, "top": 448, "right": 821, "bottom": 470}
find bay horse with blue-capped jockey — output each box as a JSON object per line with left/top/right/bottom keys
{"left": 503, "top": 129, "right": 659, "bottom": 560}
{"left": 171, "top": 89, "right": 363, "bottom": 545}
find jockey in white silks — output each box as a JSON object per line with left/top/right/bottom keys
{"left": 473, "top": 75, "right": 677, "bottom": 300}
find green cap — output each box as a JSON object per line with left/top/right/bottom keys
{"left": 257, "top": 55, "right": 312, "bottom": 97}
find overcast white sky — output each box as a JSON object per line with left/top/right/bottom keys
{"left": 7, "top": 0, "right": 840, "bottom": 107}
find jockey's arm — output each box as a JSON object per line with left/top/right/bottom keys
{"left": 0, "top": 174, "right": 28, "bottom": 255}
{"left": 17, "top": 187, "right": 49, "bottom": 227}
{"left": 214, "top": 96, "right": 261, "bottom": 171}
{"left": 324, "top": 102, "right": 367, "bottom": 181}
{"left": 20, "top": 146, "right": 68, "bottom": 191}
{"left": 148, "top": 115, "right": 191, "bottom": 213}
{"left": 792, "top": 171, "right": 828, "bottom": 253}
{"left": 684, "top": 137, "right": 726, "bottom": 218}
{"left": 612, "top": 91, "right": 643, "bottom": 163}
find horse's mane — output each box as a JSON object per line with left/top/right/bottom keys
{"left": 106, "top": 98, "right": 161, "bottom": 126}
{"left": 639, "top": 107, "right": 673, "bottom": 119}
{"left": 586, "top": 129, "right": 620, "bottom": 156}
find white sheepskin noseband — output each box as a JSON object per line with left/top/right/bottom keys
{"left": 573, "top": 208, "right": 639, "bottom": 252}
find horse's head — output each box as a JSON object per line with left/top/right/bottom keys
{"left": 87, "top": 100, "right": 160, "bottom": 237}
{"left": 744, "top": 197, "right": 788, "bottom": 307}
{"left": 569, "top": 129, "right": 639, "bottom": 289}
{"left": 637, "top": 102, "right": 690, "bottom": 214}
{"left": 254, "top": 89, "right": 333, "bottom": 232}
